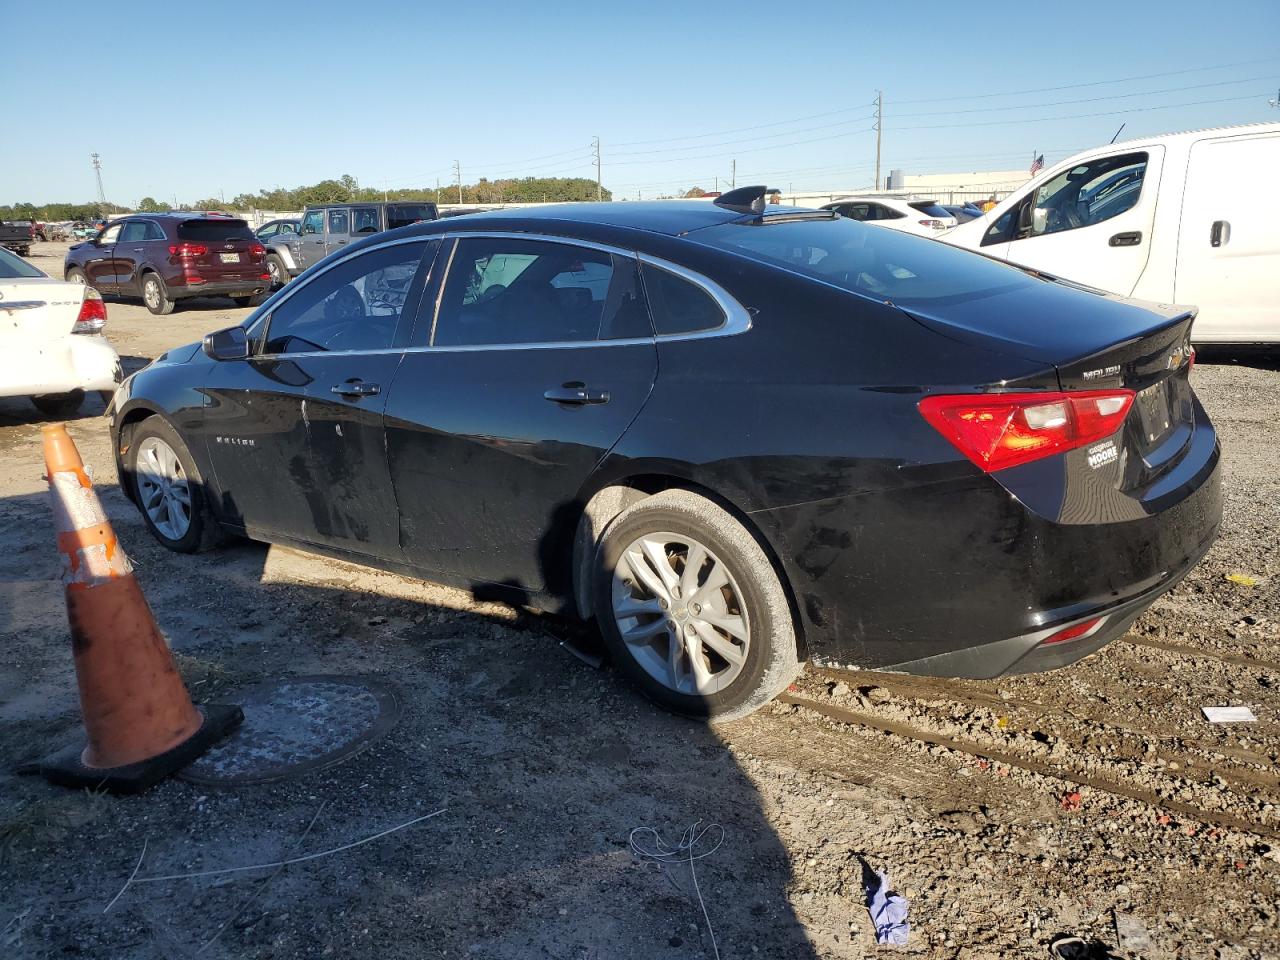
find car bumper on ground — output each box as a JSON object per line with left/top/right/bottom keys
{"left": 0, "top": 335, "right": 123, "bottom": 397}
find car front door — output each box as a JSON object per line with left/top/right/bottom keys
{"left": 115, "top": 220, "right": 161, "bottom": 296}
{"left": 325, "top": 208, "right": 351, "bottom": 257}
{"left": 294, "top": 209, "right": 326, "bottom": 271}
{"left": 384, "top": 234, "right": 658, "bottom": 598}
{"left": 1002, "top": 149, "right": 1162, "bottom": 296}
{"left": 83, "top": 222, "right": 123, "bottom": 291}
{"left": 202, "top": 238, "right": 437, "bottom": 555}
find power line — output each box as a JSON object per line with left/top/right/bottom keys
{"left": 892, "top": 74, "right": 1277, "bottom": 117}
{"left": 890, "top": 55, "right": 1278, "bottom": 104}
{"left": 611, "top": 107, "right": 876, "bottom": 148}
{"left": 608, "top": 126, "right": 877, "bottom": 166}
{"left": 889, "top": 93, "right": 1268, "bottom": 131}
{"left": 610, "top": 114, "right": 876, "bottom": 158}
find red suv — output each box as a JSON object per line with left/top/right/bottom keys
{"left": 64, "top": 214, "right": 270, "bottom": 315}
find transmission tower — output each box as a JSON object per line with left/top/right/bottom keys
{"left": 91, "top": 153, "right": 107, "bottom": 206}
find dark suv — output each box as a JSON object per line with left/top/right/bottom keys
{"left": 264, "top": 201, "right": 438, "bottom": 287}
{"left": 64, "top": 214, "right": 270, "bottom": 315}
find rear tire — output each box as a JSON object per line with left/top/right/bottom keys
{"left": 591, "top": 489, "right": 798, "bottom": 721}
{"left": 31, "top": 390, "right": 85, "bottom": 418}
{"left": 65, "top": 267, "right": 89, "bottom": 287}
{"left": 126, "top": 416, "right": 223, "bottom": 553}
{"left": 141, "top": 272, "right": 175, "bottom": 316}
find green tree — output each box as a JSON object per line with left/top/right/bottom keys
{"left": 137, "top": 197, "right": 165, "bottom": 212}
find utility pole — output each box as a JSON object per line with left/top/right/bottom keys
{"left": 714, "top": 176, "right": 718, "bottom": 193}
{"left": 435, "top": 178, "right": 440, "bottom": 203}
{"left": 731, "top": 160, "right": 736, "bottom": 189}
{"left": 592, "top": 137, "right": 602, "bottom": 201}
{"left": 453, "top": 161, "right": 462, "bottom": 204}
{"left": 90, "top": 153, "right": 106, "bottom": 207}
{"left": 874, "top": 90, "right": 883, "bottom": 190}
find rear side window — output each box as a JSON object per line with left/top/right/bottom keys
{"left": 695, "top": 216, "right": 1039, "bottom": 307}
{"left": 387, "top": 204, "right": 434, "bottom": 229}
{"left": 432, "top": 237, "right": 646, "bottom": 346}
{"left": 351, "top": 207, "right": 380, "bottom": 234}
{"left": 120, "top": 221, "right": 148, "bottom": 242}
{"left": 642, "top": 264, "right": 725, "bottom": 336}
{"left": 177, "top": 219, "right": 254, "bottom": 241}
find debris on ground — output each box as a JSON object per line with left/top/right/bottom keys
{"left": 865, "top": 869, "right": 909, "bottom": 946}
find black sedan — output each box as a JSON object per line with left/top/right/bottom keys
{"left": 109, "top": 186, "right": 1221, "bottom": 719}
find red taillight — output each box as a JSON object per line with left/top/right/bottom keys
{"left": 1188, "top": 346, "right": 1196, "bottom": 372}
{"left": 918, "top": 390, "right": 1134, "bottom": 472}
{"left": 249, "top": 243, "right": 265, "bottom": 258}
{"left": 168, "top": 242, "right": 209, "bottom": 258}
{"left": 1041, "top": 616, "right": 1104, "bottom": 645}
{"left": 72, "top": 288, "right": 107, "bottom": 334}
{"left": 259, "top": 272, "right": 271, "bottom": 281}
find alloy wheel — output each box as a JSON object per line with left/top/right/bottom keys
{"left": 143, "top": 278, "right": 160, "bottom": 309}
{"left": 611, "top": 532, "right": 750, "bottom": 696}
{"left": 136, "top": 436, "right": 192, "bottom": 541}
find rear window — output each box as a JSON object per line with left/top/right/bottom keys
{"left": 177, "top": 219, "right": 254, "bottom": 241}
{"left": 387, "top": 204, "right": 435, "bottom": 229}
{"left": 0, "top": 245, "right": 43, "bottom": 278}
{"left": 908, "top": 201, "right": 951, "bottom": 218}
{"left": 694, "top": 217, "right": 1039, "bottom": 307}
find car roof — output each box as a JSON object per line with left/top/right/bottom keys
{"left": 414, "top": 200, "right": 821, "bottom": 237}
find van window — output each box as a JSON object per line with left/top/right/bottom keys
{"left": 1028, "top": 152, "right": 1147, "bottom": 238}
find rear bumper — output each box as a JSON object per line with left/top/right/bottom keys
{"left": 0, "top": 335, "right": 123, "bottom": 397}
{"left": 170, "top": 279, "right": 268, "bottom": 300}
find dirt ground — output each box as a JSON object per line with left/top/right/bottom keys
{"left": 1, "top": 240, "right": 1278, "bottom": 960}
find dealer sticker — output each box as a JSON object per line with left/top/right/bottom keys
{"left": 1086, "top": 440, "right": 1118, "bottom": 469}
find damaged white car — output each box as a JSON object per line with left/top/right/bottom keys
{"left": 0, "top": 246, "right": 121, "bottom": 417}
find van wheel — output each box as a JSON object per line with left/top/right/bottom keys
{"left": 127, "top": 417, "right": 223, "bottom": 552}
{"left": 592, "top": 489, "right": 798, "bottom": 721}
{"left": 141, "top": 273, "right": 175, "bottom": 315}
{"left": 31, "top": 390, "right": 85, "bottom": 418}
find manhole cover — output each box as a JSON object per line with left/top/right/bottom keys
{"left": 181, "top": 675, "right": 400, "bottom": 785}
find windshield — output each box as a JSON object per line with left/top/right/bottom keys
{"left": 0, "top": 245, "right": 44, "bottom": 279}
{"left": 693, "top": 216, "right": 1041, "bottom": 307}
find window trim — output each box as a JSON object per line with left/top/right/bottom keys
{"left": 419, "top": 230, "right": 750, "bottom": 352}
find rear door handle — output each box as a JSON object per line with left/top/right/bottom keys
{"left": 1210, "top": 220, "right": 1230, "bottom": 247}
{"left": 330, "top": 380, "right": 380, "bottom": 398}
{"left": 1109, "top": 231, "right": 1142, "bottom": 247}
{"left": 543, "top": 382, "right": 609, "bottom": 405}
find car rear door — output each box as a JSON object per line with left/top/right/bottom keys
{"left": 1174, "top": 130, "right": 1280, "bottom": 342}
{"left": 202, "top": 238, "right": 437, "bottom": 556}
{"left": 384, "top": 233, "right": 657, "bottom": 596}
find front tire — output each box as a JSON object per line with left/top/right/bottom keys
{"left": 592, "top": 489, "right": 798, "bottom": 721}
{"left": 141, "top": 272, "right": 175, "bottom": 315}
{"left": 31, "top": 390, "right": 85, "bottom": 418}
{"left": 127, "top": 417, "right": 223, "bottom": 553}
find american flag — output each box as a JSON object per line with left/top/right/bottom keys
{"left": 1029, "top": 154, "right": 1045, "bottom": 176}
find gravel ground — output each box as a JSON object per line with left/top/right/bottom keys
{"left": 1, "top": 241, "right": 1277, "bottom": 959}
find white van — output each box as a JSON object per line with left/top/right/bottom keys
{"left": 942, "top": 122, "right": 1280, "bottom": 344}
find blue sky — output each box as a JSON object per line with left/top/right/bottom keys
{"left": 1, "top": 0, "right": 1277, "bottom": 204}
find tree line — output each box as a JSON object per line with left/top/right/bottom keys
{"left": 1, "top": 175, "right": 610, "bottom": 221}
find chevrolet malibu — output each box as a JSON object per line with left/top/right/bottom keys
{"left": 108, "top": 187, "right": 1222, "bottom": 719}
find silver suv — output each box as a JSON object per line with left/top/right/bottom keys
{"left": 264, "top": 201, "right": 439, "bottom": 287}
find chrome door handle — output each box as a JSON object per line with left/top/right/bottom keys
{"left": 132, "top": 246, "right": 145, "bottom": 251}
{"left": 1210, "top": 220, "right": 1230, "bottom": 247}
{"left": 330, "top": 380, "right": 380, "bottom": 398}
{"left": 544, "top": 382, "right": 609, "bottom": 405}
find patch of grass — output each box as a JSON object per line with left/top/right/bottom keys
{"left": 173, "top": 652, "right": 237, "bottom": 697}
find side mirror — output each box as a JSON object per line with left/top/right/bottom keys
{"left": 203, "top": 325, "right": 250, "bottom": 361}
{"left": 1032, "top": 207, "right": 1048, "bottom": 235}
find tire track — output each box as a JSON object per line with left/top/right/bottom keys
{"left": 775, "top": 691, "right": 1279, "bottom": 840}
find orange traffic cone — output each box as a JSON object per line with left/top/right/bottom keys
{"left": 25, "top": 423, "right": 241, "bottom": 793}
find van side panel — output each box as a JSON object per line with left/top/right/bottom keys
{"left": 1174, "top": 132, "right": 1280, "bottom": 343}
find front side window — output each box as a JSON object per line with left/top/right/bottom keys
{"left": 432, "top": 237, "right": 647, "bottom": 346}
{"left": 262, "top": 241, "right": 431, "bottom": 355}
{"left": 1028, "top": 152, "right": 1148, "bottom": 238}
{"left": 327, "top": 208, "right": 350, "bottom": 236}
{"left": 641, "top": 264, "right": 725, "bottom": 336}
{"left": 98, "top": 223, "right": 123, "bottom": 245}
{"left": 351, "top": 207, "right": 380, "bottom": 234}
{"left": 301, "top": 210, "right": 324, "bottom": 235}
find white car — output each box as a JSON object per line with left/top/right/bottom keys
{"left": 821, "top": 196, "right": 958, "bottom": 236}
{"left": 942, "top": 121, "right": 1280, "bottom": 344}
{"left": 0, "top": 245, "right": 121, "bottom": 417}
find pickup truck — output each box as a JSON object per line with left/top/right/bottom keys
{"left": 264, "top": 200, "right": 438, "bottom": 286}
{"left": 0, "top": 220, "right": 35, "bottom": 257}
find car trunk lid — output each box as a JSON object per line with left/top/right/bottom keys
{"left": 174, "top": 219, "right": 265, "bottom": 283}
{"left": 0, "top": 278, "right": 84, "bottom": 346}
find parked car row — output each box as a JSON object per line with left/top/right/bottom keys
{"left": 820, "top": 197, "right": 959, "bottom": 236}
{"left": 108, "top": 186, "right": 1220, "bottom": 719}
